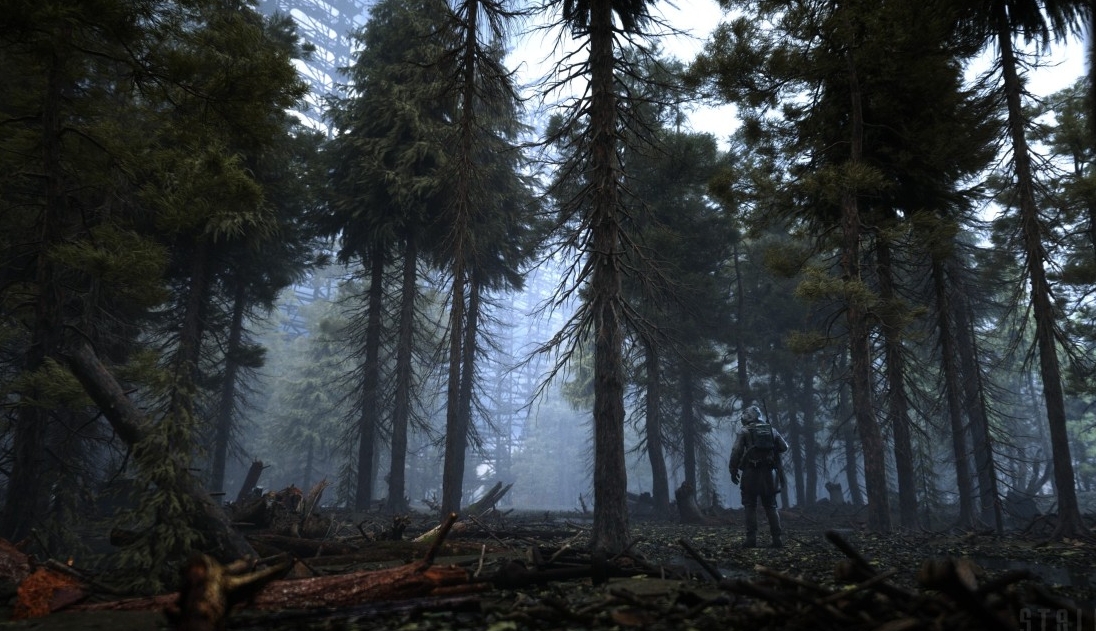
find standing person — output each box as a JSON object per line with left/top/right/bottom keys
{"left": 729, "top": 405, "right": 789, "bottom": 548}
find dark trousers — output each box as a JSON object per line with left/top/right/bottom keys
{"left": 740, "top": 464, "right": 781, "bottom": 543}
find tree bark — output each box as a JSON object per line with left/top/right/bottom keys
{"left": 172, "top": 236, "right": 209, "bottom": 428}
{"left": 932, "top": 257, "right": 976, "bottom": 529}
{"left": 801, "top": 360, "right": 819, "bottom": 504}
{"left": 680, "top": 360, "right": 697, "bottom": 497}
{"left": 842, "top": 51, "right": 889, "bottom": 531}
{"left": 951, "top": 267, "right": 1002, "bottom": 532}
{"left": 234, "top": 461, "right": 264, "bottom": 504}
{"left": 876, "top": 235, "right": 919, "bottom": 528}
{"left": 0, "top": 48, "right": 66, "bottom": 541}
{"left": 784, "top": 370, "right": 804, "bottom": 507}
{"left": 441, "top": 265, "right": 467, "bottom": 516}
{"left": 643, "top": 340, "right": 670, "bottom": 515}
{"left": 732, "top": 240, "right": 752, "bottom": 405}
{"left": 588, "top": 0, "right": 628, "bottom": 553}
{"left": 357, "top": 248, "right": 385, "bottom": 510}
{"left": 388, "top": 236, "right": 418, "bottom": 513}
{"left": 64, "top": 343, "right": 254, "bottom": 561}
{"left": 994, "top": 4, "right": 1087, "bottom": 537}
{"left": 210, "top": 275, "right": 248, "bottom": 494}
{"left": 836, "top": 353, "right": 864, "bottom": 507}
{"left": 457, "top": 278, "right": 481, "bottom": 493}
{"left": 440, "top": 0, "right": 482, "bottom": 517}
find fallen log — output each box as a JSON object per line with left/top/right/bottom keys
{"left": 64, "top": 343, "right": 254, "bottom": 562}
{"left": 13, "top": 567, "right": 88, "bottom": 620}
{"left": 234, "top": 461, "right": 266, "bottom": 504}
{"left": 465, "top": 481, "right": 512, "bottom": 516}
{"left": 68, "top": 513, "right": 481, "bottom": 630}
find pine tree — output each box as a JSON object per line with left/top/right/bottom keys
{"left": 544, "top": 0, "right": 661, "bottom": 553}
{"left": 961, "top": 0, "right": 1092, "bottom": 538}
{"left": 324, "top": 0, "right": 454, "bottom": 509}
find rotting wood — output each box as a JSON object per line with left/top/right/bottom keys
{"left": 300, "top": 479, "right": 329, "bottom": 523}
{"left": 414, "top": 485, "right": 513, "bottom": 544}
{"left": 70, "top": 514, "right": 483, "bottom": 626}
{"left": 13, "top": 566, "right": 88, "bottom": 620}
{"left": 465, "top": 481, "right": 512, "bottom": 516}
{"left": 234, "top": 461, "right": 266, "bottom": 504}
{"left": 674, "top": 482, "right": 706, "bottom": 524}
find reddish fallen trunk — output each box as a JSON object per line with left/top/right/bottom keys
{"left": 50, "top": 556, "right": 482, "bottom": 631}
{"left": 67, "top": 559, "right": 483, "bottom": 610}
{"left": 249, "top": 561, "right": 482, "bottom": 608}
{"left": 66, "top": 514, "right": 480, "bottom": 630}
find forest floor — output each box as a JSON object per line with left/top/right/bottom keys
{"left": 3, "top": 504, "right": 1095, "bottom": 630}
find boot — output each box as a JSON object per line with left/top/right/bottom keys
{"left": 743, "top": 505, "right": 758, "bottom": 548}
{"left": 764, "top": 504, "right": 782, "bottom": 548}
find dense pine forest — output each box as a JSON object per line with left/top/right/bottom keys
{"left": 2, "top": 0, "right": 1095, "bottom": 598}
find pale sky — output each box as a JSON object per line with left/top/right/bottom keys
{"left": 508, "top": 1, "right": 1090, "bottom": 147}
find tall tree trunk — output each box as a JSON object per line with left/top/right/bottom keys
{"left": 456, "top": 276, "right": 480, "bottom": 500}
{"left": 732, "top": 240, "right": 752, "bottom": 405}
{"left": 767, "top": 372, "right": 791, "bottom": 509}
{"left": 441, "top": 267, "right": 467, "bottom": 515}
{"left": 643, "top": 340, "right": 670, "bottom": 515}
{"left": 441, "top": 0, "right": 478, "bottom": 517}
{"left": 876, "top": 235, "right": 919, "bottom": 528}
{"left": 932, "top": 257, "right": 976, "bottom": 528}
{"left": 358, "top": 249, "right": 385, "bottom": 510}
{"left": 951, "top": 267, "right": 1002, "bottom": 532}
{"left": 680, "top": 361, "right": 697, "bottom": 497}
{"left": 843, "top": 422, "right": 863, "bottom": 506}
{"left": 784, "top": 370, "right": 804, "bottom": 507}
{"left": 168, "top": 235, "right": 210, "bottom": 471}
{"left": 837, "top": 353, "right": 863, "bottom": 506}
{"left": 210, "top": 275, "right": 248, "bottom": 494}
{"left": 388, "top": 237, "right": 418, "bottom": 513}
{"left": 588, "top": 0, "right": 628, "bottom": 553}
{"left": 0, "top": 52, "right": 66, "bottom": 541}
{"left": 801, "top": 361, "right": 819, "bottom": 504}
{"left": 994, "top": 5, "right": 1087, "bottom": 537}
{"left": 1023, "top": 368, "right": 1053, "bottom": 495}
{"left": 841, "top": 51, "right": 889, "bottom": 532}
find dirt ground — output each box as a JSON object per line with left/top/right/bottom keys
{"left": 3, "top": 506, "right": 1094, "bottom": 630}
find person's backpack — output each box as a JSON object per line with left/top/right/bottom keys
{"left": 743, "top": 422, "right": 776, "bottom": 465}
